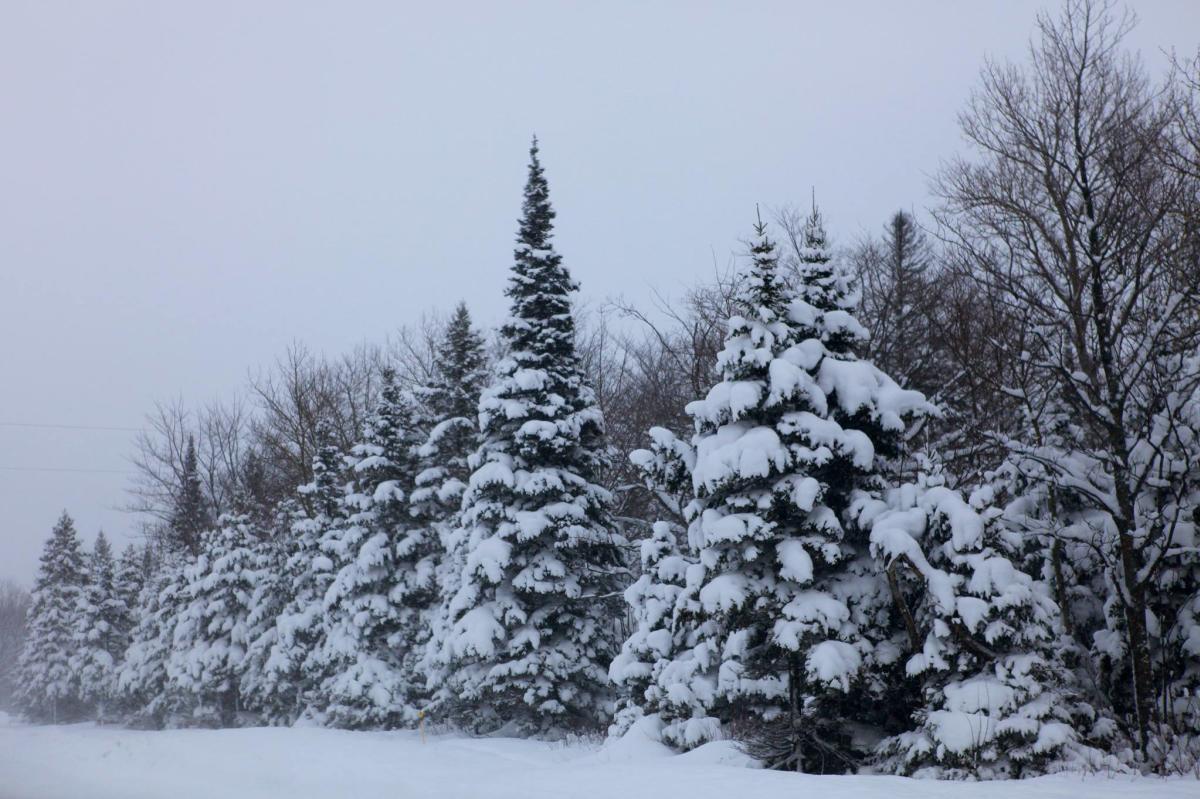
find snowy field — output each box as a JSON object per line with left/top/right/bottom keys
{"left": 0, "top": 714, "right": 1195, "bottom": 799}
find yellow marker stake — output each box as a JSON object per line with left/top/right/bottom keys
{"left": 419, "top": 710, "right": 426, "bottom": 744}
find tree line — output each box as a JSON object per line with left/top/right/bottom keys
{"left": 10, "top": 0, "right": 1200, "bottom": 779}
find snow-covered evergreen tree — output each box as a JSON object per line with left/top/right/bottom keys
{"left": 414, "top": 304, "right": 489, "bottom": 509}
{"left": 170, "top": 436, "right": 211, "bottom": 557}
{"left": 115, "top": 544, "right": 151, "bottom": 623}
{"left": 117, "top": 436, "right": 220, "bottom": 726}
{"left": 250, "top": 435, "right": 348, "bottom": 724}
{"left": 623, "top": 213, "right": 931, "bottom": 770}
{"left": 861, "top": 474, "right": 1123, "bottom": 777}
{"left": 107, "top": 543, "right": 150, "bottom": 718}
{"left": 793, "top": 201, "right": 834, "bottom": 295}
{"left": 608, "top": 520, "right": 695, "bottom": 735}
{"left": 993, "top": 368, "right": 1200, "bottom": 769}
{"left": 167, "top": 513, "right": 262, "bottom": 726}
{"left": 116, "top": 551, "right": 189, "bottom": 726}
{"left": 71, "top": 532, "right": 133, "bottom": 721}
{"left": 412, "top": 302, "right": 488, "bottom": 705}
{"left": 440, "top": 138, "right": 626, "bottom": 734}
{"left": 238, "top": 508, "right": 290, "bottom": 723}
{"left": 1154, "top": 434, "right": 1200, "bottom": 769}
{"left": 14, "top": 512, "right": 89, "bottom": 722}
{"left": 611, "top": 427, "right": 706, "bottom": 739}
{"left": 317, "top": 370, "right": 428, "bottom": 728}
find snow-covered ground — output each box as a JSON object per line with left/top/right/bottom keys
{"left": 0, "top": 713, "right": 1194, "bottom": 799}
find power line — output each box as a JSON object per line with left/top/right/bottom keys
{"left": 0, "top": 466, "right": 129, "bottom": 474}
{"left": 0, "top": 422, "right": 142, "bottom": 432}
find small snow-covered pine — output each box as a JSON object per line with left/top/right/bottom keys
{"left": 14, "top": 512, "right": 89, "bottom": 722}
{"left": 71, "top": 532, "right": 133, "bottom": 720}
{"left": 608, "top": 521, "right": 696, "bottom": 736}
{"left": 991, "top": 375, "right": 1200, "bottom": 770}
{"left": 116, "top": 552, "right": 189, "bottom": 726}
{"left": 860, "top": 473, "right": 1122, "bottom": 777}
{"left": 1139, "top": 358, "right": 1200, "bottom": 759}
{"left": 318, "top": 370, "right": 428, "bottom": 728}
{"left": 238, "top": 506, "right": 291, "bottom": 723}
{"left": 250, "top": 435, "right": 348, "bottom": 723}
{"left": 108, "top": 543, "right": 151, "bottom": 717}
{"left": 440, "top": 138, "right": 626, "bottom": 735}
{"left": 115, "top": 544, "right": 152, "bottom": 624}
{"left": 167, "top": 513, "right": 263, "bottom": 726}
{"left": 613, "top": 428, "right": 707, "bottom": 739}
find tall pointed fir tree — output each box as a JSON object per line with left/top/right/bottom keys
{"left": 413, "top": 302, "right": 489, "bottom": 532}
{"left": 317, "top": 369, "right": 428, "bottom": 728}
{"left": 171, "top": 435, "right": 210, "bottom": 556}
{"left": 71, "top": 532, "right": 133, "bottom": 721}
{"left": 439, "top": 138, "right": 626, "bottom": 735}
{"left": 15, "top": 512, "right": 89, "bottom": 722}
{"left": 794, "top": 198, "right": 834, "bottom": 296}
{"left": 412, "top": 302, "right": 489, "bottom": 702}
{"left": 620, "top": 213, "right": 932, "bottom": 770}
{"left": 856, "top": 211, "right": 945, "bottom": 399}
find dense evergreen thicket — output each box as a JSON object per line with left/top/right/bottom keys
{"left": 14, "top": 0, "right": 1200, "bottom": 778}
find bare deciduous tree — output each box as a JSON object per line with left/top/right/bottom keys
{"left": 126, "top": 397, "right": 250, "bottom": 531}
{"left": 935, "top": 0, "right": 1200, "bottom": 753}
{"left": 601, "top": 261, "right": 740, "bottom": 529}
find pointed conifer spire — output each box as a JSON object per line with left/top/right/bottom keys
{"left": 15, "top": 512, "right": 89, "bottom": 722}
{"left": 440, "top": 139, "right": 625, "bottom": 734}
{"left": 741, "top": 205, "right": 789, "bottom": 321}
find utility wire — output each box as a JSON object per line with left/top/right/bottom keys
{"left": 0, "top": 422, "right": 142, "bottom": 432}
{"left": 0, "top": 466, "right": 129, "bottom": 474}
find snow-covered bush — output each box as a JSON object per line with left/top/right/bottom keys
{"left": 860, "top": 474, "right": 1123, "bottom": 777}
{"left": 71, "top": 533, "right": 134, "bottom": 721}
{"left": 166, "top": 514, "right": 263, "bottom": 726}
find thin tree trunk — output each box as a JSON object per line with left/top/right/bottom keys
{"left": 789, "top": 657, "right": 803, "bottom": 772}
{"left": 1117, "top": 525, "right": 1155, "bottom": 756}
{"left": 1050, "top": 538, "right": 1075, "bottom": 639}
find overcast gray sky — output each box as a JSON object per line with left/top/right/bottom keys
{"left": 1, "top": 1, "right": 1196, "bottom": 587}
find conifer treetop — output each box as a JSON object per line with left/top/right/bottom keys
{"left": 793, "top": 197, "right": 855, "bottom": 319}
{"left": 171, "top": 436, "right": 210, "bottom": 556}
{"left": 503, "top": 136, "right": 580, "bottom": 373}
{"left": 34, "top": 511, "right": 87, "bottom": 592}
{"left": 740, "top": 208, "right": 791, "bottom": 323}
{"left": 430, "top": 302, "right": 488, "bottom": 423}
